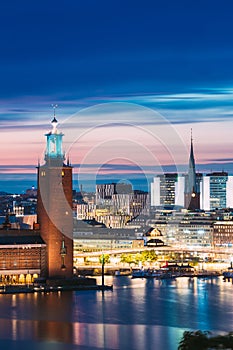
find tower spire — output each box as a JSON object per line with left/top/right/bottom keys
{"left": 44, "top": 107, "right": 64, "bottom": 165}
{"left": 188, "top": 128, "right": 196, "bottom": 192}
{"left": 184, "top": 129, "right": 200, "bottom": 210}
{"left": 51, "top": 104, "right": 58, "bottom": 129}
{"left": 52, "top": 103, "right": 58, "bottom": 117}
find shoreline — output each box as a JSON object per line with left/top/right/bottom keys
{"left": 0, "top": 283, "right": 113, "bottom": 294}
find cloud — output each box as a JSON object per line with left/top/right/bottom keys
{"left": 203, "top": 158, "right": 233, "bottom": 163}
{"left": 2, "top": 87, "right": 232, "bottom": 130}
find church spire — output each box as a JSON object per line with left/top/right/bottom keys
{"left": 184, "top": 129, "right": 200, "bottom": 210}
{"left": 188, "top": 128, "right": 197, "bottom": 193}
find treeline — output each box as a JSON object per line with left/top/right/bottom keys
{"left": 120, "top": 250, "right": 158, "bottom": 265}
{"left": 178, "top": 330, "right": 233, "bottom": 349}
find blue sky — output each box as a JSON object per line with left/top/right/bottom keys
{"left": 1, "top": 1, "right": 233, "bottom": 193}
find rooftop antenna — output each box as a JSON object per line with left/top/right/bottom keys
{"left": 51, "top": 104, "right": 58, "bottom": 132}
{"left": 52, "top": 104, "right": 58, "bottom": 117}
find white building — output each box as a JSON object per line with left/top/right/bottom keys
{"left": 151, "top": 174, "right": 184, "bottom": 207}
{"left": 200, "top": 172, "right": 233, "bottom": 210}
{"left": 151, "top": 172, "right": 233, "bottom": 210}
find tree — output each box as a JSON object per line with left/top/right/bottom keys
{"left": 134, "top": 253, "right": 143, "bottom": 264}
{"left": 120, "top": 253, "right": 135, "bottom": 266}
{"left": 141, "top": 250, "right": 157, "bottom": 264}
{"left": 178, "top": 330, "right": 233, "bottom": 350}
{"left": 178, "top": 331, "right": 210, "bottom": 350}
{"left": 99, "top": 254, "right": 110, "bottom": 265}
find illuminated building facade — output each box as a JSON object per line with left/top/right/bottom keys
{"left": 201, "top": 172, "right": 233, "bottom": 210}
{"left": 151, "top": 173, "right": 185, "bottom": 207}
{"left": 213, "top": 221, "right": 233, "bottom": 247}
{"left": 0, "top": 229, "right": 46, "bottom": 284}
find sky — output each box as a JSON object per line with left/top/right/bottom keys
{"left": 1, "top": 0, "right": 233, "bottom": 193}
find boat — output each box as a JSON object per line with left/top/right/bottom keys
{"left": 131, "top": 269, "right": 146, "bottom": 278}
{"left": 131, "top": 268, "right": 173, "bottom": 279}
{"left": 223, "top": 268, "right": 233, "bottom": 279}
{"left": 158, "top": 271, "right": 177, "bottom": 279}
{"left": 115, "top": 270, "right": 121, "bottom": 276}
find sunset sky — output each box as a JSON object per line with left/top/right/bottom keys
{"left": 1, "top": 1, "right": 233, "bottom": 192}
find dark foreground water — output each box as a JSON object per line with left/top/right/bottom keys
{"left": 0, "top": 276, "right": 233, "bottom": 350}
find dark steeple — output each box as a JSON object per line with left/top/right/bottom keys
{"left": 184, "top": 130, "right": 200, "bottom": 210}
{"left": 187, "top": 129, "right": 197, "bottom": 193}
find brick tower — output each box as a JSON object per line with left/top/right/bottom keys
{"left": 37, "top": 112, "right": 73, "bottom": 279}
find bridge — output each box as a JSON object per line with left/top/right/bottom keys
{"left": 74, "top": 245, "right": 233, "bottom": 258}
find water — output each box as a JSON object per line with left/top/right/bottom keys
{"left": 0, "top": 174, "right": 151, "bottom": 194}
{"left": 0, "top": 276, "right": 233, "bottom": 350}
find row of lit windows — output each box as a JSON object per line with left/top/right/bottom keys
{"left": 214, "top": 233, "right": 232, "bottom": 237}
{"left": 41, "top": 171, "right": 65, "bottom": 177}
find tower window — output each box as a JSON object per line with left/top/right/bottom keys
{"left": 41, "top": 171, "right": 46, "bottom": 177}
{"left": 62, "top": 171, "right": 65, "bottom": 177}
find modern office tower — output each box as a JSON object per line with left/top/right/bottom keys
{"left": 37, "top": 116, "right": 73, "bottom": 279}
{"left": 130, "top": 190, "right": 149, "bottom": 217}
{"left": 150, "top": 174, "right": 185, "bottom": 207}
{"left": 96, "top": 182, "right": 132, "bottom": 205}
{"left": 95, "top": 182, "right": 148, "bottom": 221}
{"left": 227, "top": 176, "right": 233, "bottom": 208}
{"left": 112, "top": 193, "right": 133, "bottom": 215}
{"left": 184, "top": 132, "right": 200, "bottom": 210}
{"left": 151, "top": 174, "right": 176, "bottom": 206}
{"left": 201, "top": 172, "right": 233, "bottom": 210}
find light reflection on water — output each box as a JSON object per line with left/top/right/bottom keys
{"left": 0, "top": 276, "right": 232, "bottom": 350}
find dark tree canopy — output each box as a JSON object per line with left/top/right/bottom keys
{"left": 178, "top": 330, "right": 233, "bottom": 350}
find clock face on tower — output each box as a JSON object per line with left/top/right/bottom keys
{"left": 191, "top": 193, "right": 196, "bottom": 198}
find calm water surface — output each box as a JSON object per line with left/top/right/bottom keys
{"left": 0, "top": 276, "right": 232, "bottom": 350}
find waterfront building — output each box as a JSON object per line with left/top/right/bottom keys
{"left": 177, "top": 215, "right": 213, "bottom": 247}
{"left": 148, "top": 210, "right": 214, "bottom": 247}
{"left": 213, "top": 221, "right": 233, "bottom": 247}
{"left": 37, "top": 116, "right": 73, "bottom": 278}
{"left": 73, "top": 220, "right": 144, "bottom": 262}
{"left": 184, "top": 133, "right": 200, "bottom": 210}
{"left": 0, "top": 217, "right": 46, "bottom": 284}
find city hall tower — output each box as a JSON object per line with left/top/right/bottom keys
{"left": 37, "top": 113, "right": 73, "bottom": 279}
